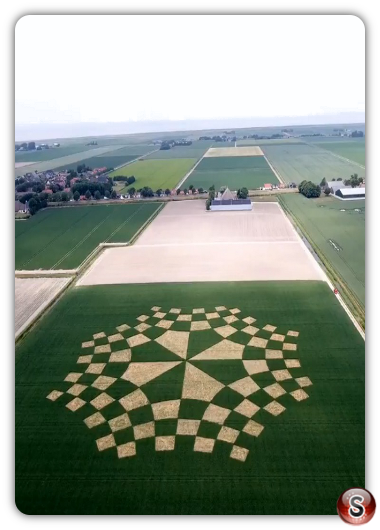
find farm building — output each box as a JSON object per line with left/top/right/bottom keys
{"left": 211, "top": 187, "right": 252, "bottom": 210}
{"left": 335, "top": 187, "right": 365, "bottom": 200}
{"left": 327, "top": 181, "right": 348, "bottom": 194}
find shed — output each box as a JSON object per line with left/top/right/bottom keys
{"left": 335, "top": 187, "right": 365, "bottom": 200}
{"left": 210, "top": 199, "right": 252, "bottom": 211}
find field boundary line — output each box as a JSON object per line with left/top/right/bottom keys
{"left": 175, "top": 151, "right": 209, "bottom": 190}
{"left": 278, "top": 196, "right": 365, "bottom": 339}
{"left": 263, "top": 154, "right": 285, "bottom": 184}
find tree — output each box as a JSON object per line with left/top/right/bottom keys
{"left": 237, "top": 187, "right": 248, "bottom": 199}
{"left": 73, "top": 190, "right": 80, "bottom": 201}
{"left": 111, "top": 190, "right": 117, "bottom": 199}
{"left": 298, "top": 180, "right": 321, "bottom": 198}
{"left": 165, "top": 188, "right": 171, "bottom": 196}
{"left": 198, "top": 187, "right": 204, "bottom": 194}
{"left": 28, "top": 198, "right": 38, "bottom": 215}
{"left": 189, "top": 184, "right": 194, "bottom": 191}
{"left": 320, "top": 177, "right": 326, "bottom": 187}
{"left": 156, "top": 189, "right": 163, "bottom": 197}
{"left": 141, "top": 187, "right": 154, "bottom": 198}
{"left": 184, "top": 188, "right": 188, "bottom": 195}
{"left": 85, "top": 190, "right": 92, "bottom": 200}
{"left": 324, "top": 186, "right": 331, "bottom": 196}
{"left": 129, "top": 187, "right": 136, "bottom": 197}
{"left": 94, "top": 190, "right": 101, "bottom": 200}
{"left": 61, "top": 191, "right": 70, "bottom": 202}
{"left": 104, "top": 190, "right": 110, "bottom": 199}
{"left": 206, "top": 199, "right": 211, "bottom": 210}
{"left": 337, "top": 178, "right": 342, "bottom": 181}
{"left": 176, "top": 188, "right": 181, "bottom": 195}
{"left": 27, "top": 141, "right": 36, "bottom": 151}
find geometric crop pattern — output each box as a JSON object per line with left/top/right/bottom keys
{"left": 47, "top": 305, "right": 312, "bottom": 463}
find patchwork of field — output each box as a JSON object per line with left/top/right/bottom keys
{"left": 78, "top": 201, "right": 323, "bottom": 285}
{"left": 15, "top": 277, "right": 71, "bottom": 338}
{"left": 183, "top": 155, "right": 278, "bottom": 190}
{"left": 108, "top": 158, "right": 198, "bottom": 192}
{"left": 15, "top": 144, "right": 98, "bottom": 164}
{"left": 205, "top": 146, "right": 264, "bottom": 157}
{"left": 15, "top": 281, "right": 364, "bottom": 514}
{"left": 146, "top": 141, "right": 213, "bottom": 160}
{"left": 261, "top": 143, "right": 366, "bottom": 185}
{"left": 308, "top": 140, "right": 365, "bottom": 166}
{"left": 15, "top": 145, "right": 127, "bottom": 178}
{"left": 279, "top": 194, "right": 365, "bottom": 310}
{"left": 15, "top": 203, "right": 161, "bottom": 270}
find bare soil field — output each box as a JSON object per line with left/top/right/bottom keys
{"left": 204, "top": 146, "right": 264, "bottom": 157}
{"left": 78, "top": 201, "right": 324, "bottom": 286}
{"left": 15, "top": 277, "right": 71, "bottom": 338}
{"left": 15, "top": 161, "right": 36, "bottom": 168}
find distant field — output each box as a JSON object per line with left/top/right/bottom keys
{"left": 146, "top": 141, "right": 213, "bottom": 160}
{"left": 308, "top": 141, "right": 365, "bottom": 166}
{"left": 262, "top": 143, "right": 366, "bottom": 185}
{"left": 183, "top": 155, "right": 278, "bottom": 191}
{"left": 279, "top": 193, "right": 365, "bottom": 311}
{"left": 109, "top": 158, "right": 198, "bottom": 192}
{"left": 237, "top": 139, "right": 306, "bottom": 146}
{"left": 14, "top": 145, "right": 126, "bottom": 178}
{"left": 15, "top": 281, "right": 364, "bottom": 514}
{"left": 54, "top": 154, "right": 141, "bottom": 172}
{"left": 15, "top": 203, "right": 161, "bottom": 270}
{"left": 15, "top": 144, "right": 97, "bottom": 163}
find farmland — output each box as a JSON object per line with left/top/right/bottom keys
{"left": 15, "top": 280, "right": 364, "bottom": 515}
{"left": 279, "top": 193, "right": 365, "bottom": 313}
{"left": 307, "top": 140, "right": 365, "bottom": 166}
{"left": 183, "top": 155, "right": 278, "bottom": 190}
{"left": 15, "top": 145, "right": 128, "bottom": 178}
{"left": 146, "top": 140, "right": 213, "bottom": 160}
{"left": 108, "top": 158, "right": 198, "bottom": 192}
{"left": 261, "top": 143, "right": 366, "bottom": 185}
{"left": 15, "top": 203, "right": 161, "bottom": 270}
{"left": 15, "top": 144, "right": 97, "bottom": 164}
{"left": 15, "top": 277, "right": 71, "bottom": 338}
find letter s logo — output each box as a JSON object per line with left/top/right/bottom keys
{"left": 349, "top": 495, "right": 365, "bottom": 518}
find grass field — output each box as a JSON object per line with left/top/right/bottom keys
{"left": 262, "top": 143, "right": 366, "bottom": 185}
{"left": 183, "top": 155, "right": 278, "bottom": 190}
{"left": 279, "top": 194, "right": 365, "bottom": 311}
{"left": 15, "top": 281, "right": 364, "bottom": 515}
{"left": 308, "top": 140, "right": 365, "bottom": 166}
{"left": 108, "top": 158, "right": 198, "bottom": 192}
{"left": 15, "top": 203, "right": 161, "bottom": 270}
{"left": 54, "top": 154, "right": 141, "bottom": 172}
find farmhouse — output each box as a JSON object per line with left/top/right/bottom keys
{"left": 335, "top": 187, "right": 365, "bottom": 200}
{"left": 210, "top": 187, "right": 252, "bottom": 211}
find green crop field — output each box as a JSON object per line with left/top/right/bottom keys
{"left": 108, "top": 158, "right": 198, "bottom": 192}
{"left": 54, "top": 154, "right": 142, "bottom": 172}
{"left": 308, "top": 140, "right": 365, "bottom": 166}
{"left": 15, "top": 281, "right": 364, "bottom": 515}
{"left": 262, "top": 143, "right": 366, "bottom": 185}
{"left": 183, "top": 155, "right": 278, "bottom": 191}
{"left": 279, "top": 194, "right": 365, "bottom": 312}
{"left": 15, "top": 203, "right": 161, "bottom": 270}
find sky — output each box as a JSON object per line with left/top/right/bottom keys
{"left": 15, "top": 14, "right": 365, "bottom": 128}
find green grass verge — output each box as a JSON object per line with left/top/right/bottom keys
{"left": 15, "top": 281, "right": 364, "bottom": 515}
{"left": 15, "top": 203, "right": 162, "bottom": 270}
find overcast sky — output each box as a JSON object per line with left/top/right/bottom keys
{"left": 15, "top": 14, "right": 365, "bottom": 125}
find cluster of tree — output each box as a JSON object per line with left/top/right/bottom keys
{"left": 199, "top": 136, "right": 211, "bottom": 141}
{"left": 159, "top": 139, "right": 192, "bottom": 150}
{"left": 237, "top": 187, "right": 249, "bottom": 199}
{"left": 77, "top": 163, "right": 92, "bottom": 174}
{"left": 15, "top": 142, "right": 36, "bottom": 151}
{"left": 49, "top": 191, "right": 72, "bottom": 202}
{"left": 140, "top": 187, "right": 154, "bottom": 198}
{"left": 85, "top": 141, "right": 98, "bottom": 146}
{"left": 333, "top": 128, "right": 344, "bottom": 132}
{"left": 27, "top": 194, "right": 48, "bottom": 215}
{"left": 112, "top": 175, "right": 136, "bottom": 185}
{"left": 299, "top": 133, "right": 323, "bottom": 138}
{"left": 344, "top": 173, "right": 363, "bottom": 188}
{"left": 155, "top": 189, "right": 172, "bottom": 197}
{"left": 71, "top": 180, "right": 112, "bottom": 196}
{"left": 350, "top": 130, "right": 364, "bottom": 138}
{"left": 298, "top": 180, "right": 321, "bottom": 198}
{"left": 242, "top": 133, "right": 284, "bottom": 140}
